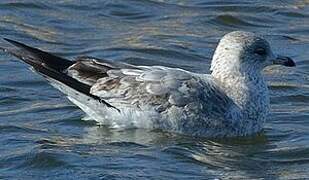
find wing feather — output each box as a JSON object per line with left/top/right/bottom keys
{"left": 65, "top": 56, "right": 235, "bottom": 120}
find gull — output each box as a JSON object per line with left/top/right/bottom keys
{"left": 1, "top": 31, "right": 295, "bottom": 137}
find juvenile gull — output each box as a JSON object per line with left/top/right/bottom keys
{"left": 1, "top": 31, "right": 295, "bottom": 137}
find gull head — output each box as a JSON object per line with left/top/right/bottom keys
{"left": 210, "top": 31, "right": 295, "bottom": 77}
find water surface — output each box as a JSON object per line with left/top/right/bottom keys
{"left": 0, "top": 0, "right": 309, "bottom": 179}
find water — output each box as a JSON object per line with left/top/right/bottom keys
{"left": 0, "top": 0, "right": 308, "bottom": 179}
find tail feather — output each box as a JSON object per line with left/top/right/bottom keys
{"left": 2, "top": 38, "right": 119, "bottom": 111}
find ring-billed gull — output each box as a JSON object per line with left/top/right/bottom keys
{"left": 1, "top": 31, "right": 295, "bottom": 137}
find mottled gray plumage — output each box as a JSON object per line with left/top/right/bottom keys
{"left": 66, "top": 58, "right": 236, "bottom": 136}
{"left": 2, "top": 31, "right": 295, "bottom": 137}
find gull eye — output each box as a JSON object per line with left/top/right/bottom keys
{"left": 254, "top": 48, "right": 267, "bottom": 56}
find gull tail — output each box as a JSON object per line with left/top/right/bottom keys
{"left": 1, "top": 38, "right": 119, "bottom": 111}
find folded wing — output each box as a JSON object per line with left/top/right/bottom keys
{"left": 67, "top": 56, "right": 233, "bottom": 119}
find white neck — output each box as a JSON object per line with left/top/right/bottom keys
{"left": 212, "top": 71, "right": 270, "bottom": 125}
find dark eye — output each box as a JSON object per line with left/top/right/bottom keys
{"left": 254, "top": 48, "right": 267, "bottom": 56}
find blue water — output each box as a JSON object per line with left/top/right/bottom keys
{"left": 0, "top": 1, "right": 309, "bottom": 179}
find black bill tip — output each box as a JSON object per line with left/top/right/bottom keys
{"left": 275, "top": 55, "right": 296, "bottom": 67}
{"left": 283, "top": 57, "right": 296, "bottom": 67}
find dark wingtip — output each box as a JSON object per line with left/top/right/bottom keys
{"left": 3, "top": 38, "right": 18, "bottom": 46}
{"left": 3, "top": 38, "right": 31, "bottom": 50}
{"left": 3, "top": 38, "right": 75, "bottom": 70}
{"left": 2, "top": 38, "right": 120, "bottom": 112}
{"left": 3, "top": 38, "right": 11, "bottom": 42}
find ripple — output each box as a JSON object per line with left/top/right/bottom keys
{"left": 105, "top": 47, "right": 205, "bottom": 62}
{"left": 1, "top": 79, "right": 46, "bottom": 88}
{"left": 275, "top": 10, "right": 309, "bottom": 18}
{"left": 0, "top": 102, "right": 74, "bottom": 116}
{"left": 269, "top": 82, "right": 302, "bottom": 91}
{"left": 99, "top": 1, "right": 162, "bottom": 22}
{"left": 0, "top": 86, "right": 17, "bottom": 93}
{"left": 0, "top": 15, "right": 58, "bottom": 42}
{"left": 108, "top": 141, "right": 148, "bottom": 148}
{"left": 0, "top": 1, "right": 51, "bottom": 10}
{"left": 0, "top": 125, "right": 47, "bottom": 134}
{"left": 272, "top": 94, "right": 309, "bottom": 104}
{"left": 216, "top": 4, "right": 276, "bottom": 13}
{"left": 0, "top": 96, "right": 30, "bottom": 106}
{"left": 18, "top": 150, "right": 68, "bottom": 169}
{"left": 209, "top": 14, "right": 270, "bottom": 28}
{"left": 256, "top": 147, "right": 309, "bottom": 165}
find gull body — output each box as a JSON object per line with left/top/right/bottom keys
{"left": 1, "top": 31, "right": 295, "bottom": 137}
